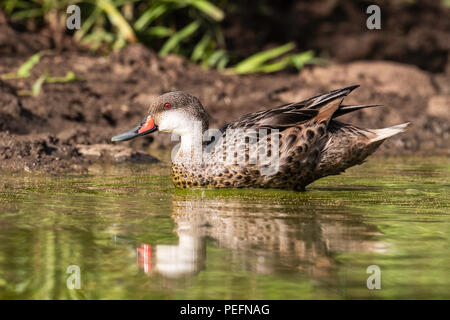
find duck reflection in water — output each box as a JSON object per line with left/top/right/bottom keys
{"left": 135, "top": 195, "right": 388, "bottom": 281}
{"left": 136, "top": 222, "right": 206, "bottom": 277}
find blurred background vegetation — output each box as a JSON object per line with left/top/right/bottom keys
{"left": 1, "top": 0, "right": 449, "bottom": 73}
{"left": 1, "top": 0, "right": 322, "bottom": 73}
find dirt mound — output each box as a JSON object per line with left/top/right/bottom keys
{"left": 0, "top": 80, "right": 37, "bottom": 134}
{"left": 0, "top": 131, "right": 83, "bottom": 172}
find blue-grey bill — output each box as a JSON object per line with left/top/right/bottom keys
{"left": 111, "top": 126, "right": 140, "bottom": 142}
{"left": 111, "top": 125, "right": 158, "bottom": 142}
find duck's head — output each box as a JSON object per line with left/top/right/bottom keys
{"left": 111, "top": 91, "right": 209, "bottom": 142}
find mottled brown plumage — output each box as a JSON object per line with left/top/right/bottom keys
{"left": 112, "top": 85, "right": 409, "bottom": 190}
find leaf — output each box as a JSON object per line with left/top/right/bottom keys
{"left": 291, "top": 50, "right": 315, "bottom": 70}
{"left": 191, "top": 33, "right": 212, "bottom": 61}
{"left": 81, "top": 31, "right": 115, "bottom": 50}
{"left": 3, "top": 0, "right": 34, "bottom": 14}
{"left": 46, "top": 71, "right": 82, "bottom": 83}
{"left": 17, "top": 52, "right": 43, "bottom": 78}
{"left": 113, "top": 35, "right": 127, "bottom": 50}
{"left": 207, "top": 49, "right": 226, "bottom": 67}
{"left": 187, "top": 0, "right": 224, "bottom": 21}
{"left": 159, "top": 20, "right": 201, "bottom": 56}
{"left": 134, "top": 4, "right": 168, "bottom": 31}
{"left": 147, "top": 26, "right": 174, "bottom": 38}
{"left": 19, "top": 70, "right": 82, "bottom": 96}
{"left": 254, "top": 56, "right": 291, "bottom": 73}
{"left": 31, "top": 71, "right": 48, "bottom": 96}
{"left": 10, "top": 8, "right": 43, "bottom": 19}
{"left": 216, "top": 55, "right": 229, "bottom": 70}
{"left": 74, "top": 7, "right": 101, "bottom": 41}
{"left": 97, "top": 0, "right": 136, "bottom": 43}
{"left": 233, "top": 42, "right": 295, "bottom": 74}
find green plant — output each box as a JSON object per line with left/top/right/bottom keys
{"left": 1, "top": 51, "right": 82, "bottom": 96}
{"left": 1, "top": 0, "right": 319, "bottom": 73}
{"left": 232, "top": 43, "right": 321, "bottom": 74}
{"left": 2, "top": 0, "right": 229, "bottom": 67}
{"left": 133, "top": 0, "right": 228, "bottom": 68}
{"left": 18, "top": 69, "right": 83, "bottom": 97}
{"left": 1, "top": 52, "right": 45, "bottom": 79}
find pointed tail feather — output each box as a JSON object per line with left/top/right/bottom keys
{"left": 306, "top": 85, "right": 360, "bottom": 109}
{"left": 370, "top": 122, "right": 410, "bottom": 143}
{"left": 333, "top": 104, "right": 381, "bottom": 118}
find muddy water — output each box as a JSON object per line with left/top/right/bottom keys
{"left": 0, "top": 156, "right": 448, "bottom": 299}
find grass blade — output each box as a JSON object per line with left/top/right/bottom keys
{"left": 207, "top": 49, "right": 226, "bottom": 67}
{"left": 31, "top": 70, "right": 49, "bottom": 96}
{"left": 3, "top": 0, "right": 33, "bottom": 14}
{"left": 254, "top": 56, "right": 291, "bottom": 73}
{"left": 188, "top": 0, "right": 224, "bottom": 21}
{"left": 191, "top": 33, "right": 212, "bottom": 61}
{"left": 74, "top": 7, "right": 101, "bottom": 41}
{"left": 147, "top": 26, "right": 174, "bottom": 38}
{"left": 134, "top": 4, "right": 168, "bottom": 31}
{"left": 46, "top": 71, "right": 81, "bottom": 83}
{"left": 81, "top": 31, "right": 115, "bottom": 50}
{"left": 10, "top": 8, "right": 44, "bottom": 19}
{"left": 291, "top": 50, "right": 315, "bottom": 70}
{"left": 216, "top": 55, "right": 229, "bottom": 70}
{"left": 97, "top": 0, "right": 136, "bottom": 43}
{"left": 233, "top": 42, "right": 295, "bottom": 74}
{"left": 17, "top": 52, "right": 42, "bottom": 77}
{"left": 159, "top": 20, "right": 200, "bottom": 56}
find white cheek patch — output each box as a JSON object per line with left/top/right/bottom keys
{"left": 158, "top": 111, "right": 199, "bottom": 136}
{"left": 158, "top": 111, "right": 187, "bottom": 133}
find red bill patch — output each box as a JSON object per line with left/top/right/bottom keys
{"left": 138, "top": 115, "right": 155, "bottom": 133}
{"left": 136, "top": 243, "right": 151, "bottom": 273}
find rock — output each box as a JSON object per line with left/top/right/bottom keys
{"left": 76, "top": 144, "right": 158, "bottom": 163}
{"left": 427, "top": 96, "right": 450, "bottom": 120}
{"left": 164, "top": 54, "right": 186, "bottom": 67}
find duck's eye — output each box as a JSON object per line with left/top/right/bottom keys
{"left": 164, "top": 103, "right": 171, "bottom": 110}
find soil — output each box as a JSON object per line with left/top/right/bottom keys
{"left": 224, "top": 0, "right": 450, "bottom": 73}
{"left": 0, "top": 5, "right": 449, "bottom": 173}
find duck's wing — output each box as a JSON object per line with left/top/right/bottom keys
{"left": 222, "top": 85, "right": 378, "bottom": 131}
{"left": 222, "top": 107, "right": 318, "bottom": 131}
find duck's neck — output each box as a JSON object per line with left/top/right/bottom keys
{"left": 173, "top": 123, "right": 208, "bottom": 165}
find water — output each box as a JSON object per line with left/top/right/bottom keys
{"left": 0, "top": 156, "right": 448, "bottom": 299}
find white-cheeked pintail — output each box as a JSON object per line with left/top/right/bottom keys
{"left": 112, "top": 85, "right": 409, "bottom": 190}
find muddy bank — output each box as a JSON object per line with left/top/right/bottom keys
{"left": 0, "top": 31, "right": 449, "bottom": 172}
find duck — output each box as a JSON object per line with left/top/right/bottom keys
{"left": 112, "top": 85, "right": 409, "bottom": 190}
